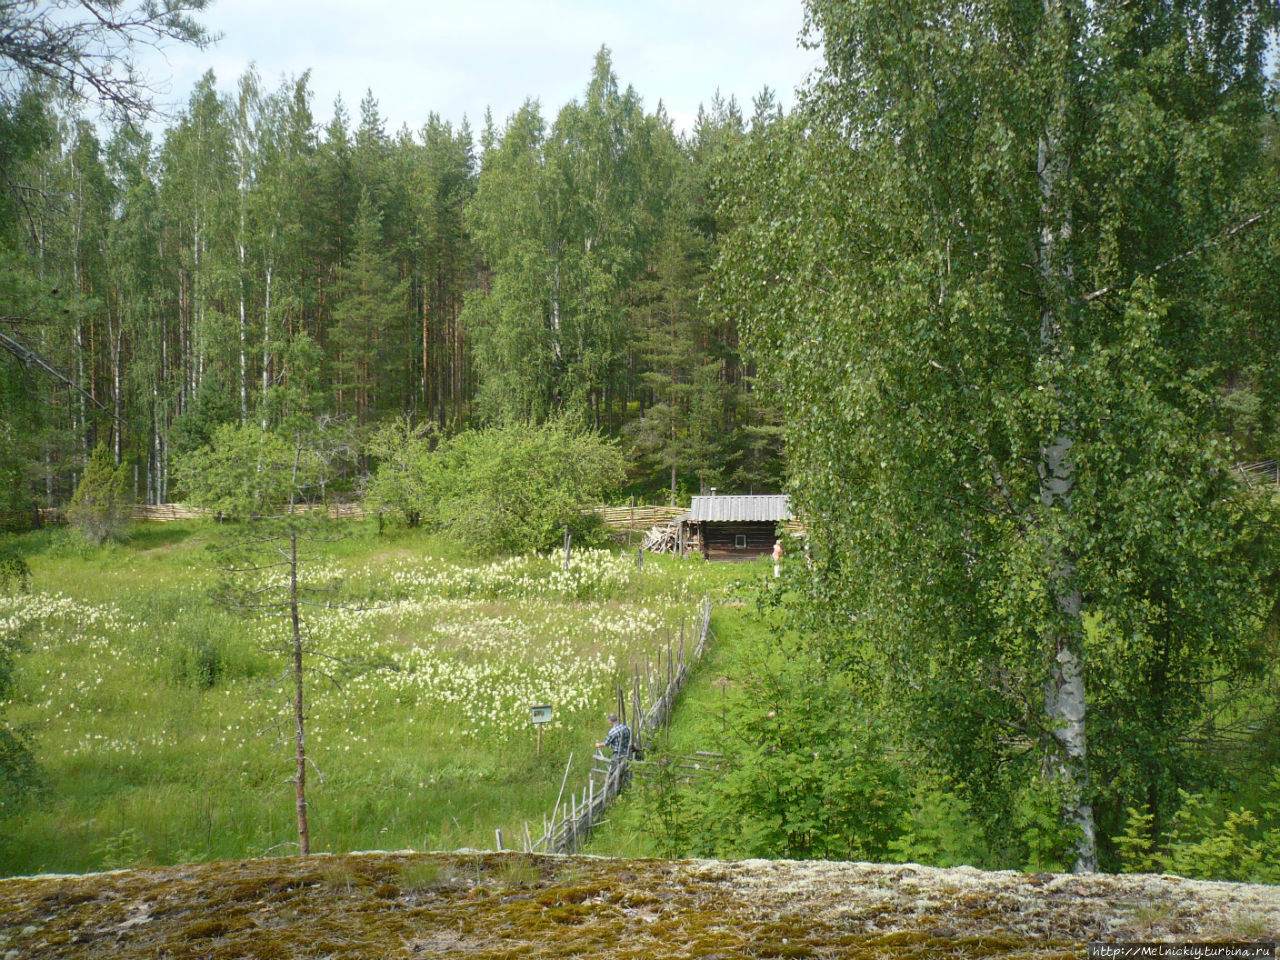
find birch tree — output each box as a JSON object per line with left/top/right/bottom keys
{"left": 721, "top": 0, "right": 1280, "bottom": 872}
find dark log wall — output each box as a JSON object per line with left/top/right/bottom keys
{"left": 700, "top": 522, "right": 778, "bottom": 560}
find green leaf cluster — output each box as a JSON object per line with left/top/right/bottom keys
{"left": 66, "top": 443, "right": 132, "bottom": 545}
{"left": 1114, "top": 774, "right": 1280, "bottom": 883}
{"left": 637, "top": 628, "right": 910, "bottom": 862}
{"left": 176, "top": 422, "right": 325, "bottom": 519}
{"left": 367, "top": 418, "right": 626, "bottom": 557}
{"left": 0, "top": 589, "right": 38, "bottom": 812}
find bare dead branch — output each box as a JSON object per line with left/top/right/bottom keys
{"left": 1083, "top": 206, "right": 1276, "bottom": 302}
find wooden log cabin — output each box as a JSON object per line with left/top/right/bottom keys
{"left": 681, "top": 492, "right": 792, "bottom": 561}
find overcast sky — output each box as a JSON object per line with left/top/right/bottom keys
{"left": 137, "top": 1, "right": 824, "bottom": 137}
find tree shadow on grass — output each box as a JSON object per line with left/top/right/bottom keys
{"left": 124, "top": 521, "right": 198, "bottom": 552}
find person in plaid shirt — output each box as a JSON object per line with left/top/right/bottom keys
{"left": 596, "top": 713, "right": 631, "bottom": 760}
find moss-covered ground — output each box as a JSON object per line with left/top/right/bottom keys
{"left": 2, "top": 851, "right": 1278, "bottom": 959}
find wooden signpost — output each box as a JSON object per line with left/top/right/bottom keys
{"left": 531, "top": 704, "right": 553, "bottom": 755}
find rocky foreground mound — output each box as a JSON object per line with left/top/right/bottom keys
{"left": 2, "top": 852, "right": 1278, "bottom": 958}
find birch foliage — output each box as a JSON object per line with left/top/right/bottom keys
{"left": 721, "top": 0, "right": 1280, "bottom": 870}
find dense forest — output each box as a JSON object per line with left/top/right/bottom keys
{"left": 6, "top": 0, "right": 1280, "bottom": 883}
{"left": 0, "top": 47, "right": 783, "bottom": 523}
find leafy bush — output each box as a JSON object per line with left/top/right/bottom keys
{"left": 0, "top": 725, "right": 38, "bottom": 809}
{"left": 66, "top": 443, "right": 132, "bottom": 545}
{"left": 176, "top": 423, "right": 326, "bottom": 518}
{"left": 367, "top": 418, "right": 627, "bottom": 557}
{"left": 365, "top": 416, "right": 437, "bottom": 526}
{"left": 92, "top": 827, "right": 151, "bottom": 870}
{"left": 661, "top": 636, "right": 908, "bottom": 862}
{"left": 888, "top": 783, "right": 990, "bottom": 869}
{"left": 1114, "top": 777, "right": 1280, "bottom": 883}
{"left": 0, "top": 556, "right": 30, "bottom": 595}
{"left": 167, "top": 634, "right": 227, "bottom": 689}
{"left": 0, "top": 631, "right": 38, "bottom": 809}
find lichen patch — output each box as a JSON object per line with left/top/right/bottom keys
{"left": 0, "top": 853, "right": 1276, "bottom": 959}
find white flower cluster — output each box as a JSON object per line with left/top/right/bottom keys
{"left": 342, "top": 548, "right": 684, "bottom": 603}
{"left": 1, "top": 546, "right": 709, "bottom": 762}
{"left": 278, "top": 587, "right": 697, "bottom": 743}
{"left": 0, "top": 592, "right": 140, "bottom": 651}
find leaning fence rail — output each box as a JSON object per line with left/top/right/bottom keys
{"left": 519, "top": 597, "right": 713, "bottom": 855}
{"left": 1236, "top": 460, "right": 1280, "bottom": 487}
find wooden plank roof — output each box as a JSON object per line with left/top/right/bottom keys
{"left": 687, "top": 494, "right": 791, "bottom": 523}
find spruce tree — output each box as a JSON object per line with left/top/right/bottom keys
{"left": 66, "top": 442, "right": 131, "bottom": 544}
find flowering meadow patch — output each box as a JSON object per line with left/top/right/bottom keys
{"left": 0, "top": 527, "right": 736, "bottom": 876}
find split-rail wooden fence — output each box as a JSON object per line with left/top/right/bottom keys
{"left": 512, "top": 597, "right": 714, "bottom": 855}
{"left": 40, "top": 502, "right": 684, "bottom": 528}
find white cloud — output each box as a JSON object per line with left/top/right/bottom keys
{"left": 135, "top": 0, "right": 821, "bottom": 136}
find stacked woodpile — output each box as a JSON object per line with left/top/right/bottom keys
{"left": 132, "top": 504, "right": 204, "bottom": 522}
{"left": 641, "top": 522, "right": 681, "bottom": 553}
{"left": 44, "top": 500, "right": 691, "bottom": 529}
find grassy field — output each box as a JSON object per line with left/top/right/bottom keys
{"left": 0, "top": 521, "right": 757, "bottom": 877}
{"left": 582, "top": 600, "right": 779, "bottom": 859}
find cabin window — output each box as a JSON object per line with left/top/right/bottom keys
{"left": 734, "top": 534, "right": 746, "bottom": 549}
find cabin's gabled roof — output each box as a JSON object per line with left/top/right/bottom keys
{"left": 688, "top": 494, "right": 791, "bottom": 523}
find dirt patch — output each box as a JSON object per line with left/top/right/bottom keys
{"left": 1, "top": 853, "right": 1276, "bottom": 959}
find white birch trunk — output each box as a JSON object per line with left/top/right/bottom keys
{"left": 550, "top": 260, "right": 563, "bottom": 361}
{"left": 153, "top": 344, "right": 162, "bottom": 504}
{"left": 112, "top": 323, "right": 123, "bottom": 464}
{"left": 263, "top": 256, "right": 273, "bottom": 404}
{"left": 1036, "top": 0, "right": 1096, "bottom": 874}
{"left": 239, "top": 233, "right": 248, "bottom": 423}
{"left": 191, "top": 217, "right": 201, "bottom": 406}
{"left": 159, "top": 334, "right": 169, "bottom": 504}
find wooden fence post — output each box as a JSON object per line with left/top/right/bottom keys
{"left": 541, "top": 600, "right": 714, "bottom": 854}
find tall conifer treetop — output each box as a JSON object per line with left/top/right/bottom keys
{"left": 0, "top": 0, "right": 213, "bottom": 119}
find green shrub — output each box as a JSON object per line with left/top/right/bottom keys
{"left": 168, "top": 635, "right": 226, "bottom": 689}
{"left": 0, "top": 633, "right": 38, "bottom": 809}
{"left": 1114, "top": 776, "right": 1280, "bottom": 883}
{"left": 681, "top": 654, "right": 908, "bottom": 861}
{"left": 364, "top": 416, "right": 437, "bottom": 527}
{"left": 93, "top": 827, "right": 151, "bottom": 870}
{"left": 66, "top": 443, "right": 132, "bottom": 545}
{"left": 367, "top": 418, "right": 627, "bottom": 557}
{"left": 888, "top": 782, "right": 990, "bottom": 868}
{"left": 0, "top": 556, "right": 31, "bottom": 595}
{"left": 1011, "top": 776, "right": 1080, "bottom": 873}
{"left": 634, "top": 750, "right": 698, "bottom": 859}
{"left": 0, "top": 725, "right": 38, "bottom": 809}
{"left": 162, "top": 622, "right": 267, "bottom": 689}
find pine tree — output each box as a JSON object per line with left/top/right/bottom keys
{"left": 66, "top": 441, "right": 131, "bottom": 544}
{"left": 330, "top": 188, "right": 405, "bottom": 422}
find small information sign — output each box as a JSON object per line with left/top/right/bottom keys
{"left": 530, "top": 704, "right": 553, "bottom": 725}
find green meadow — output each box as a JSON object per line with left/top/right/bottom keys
{"left": 0, "top": 521, "right": 750, "bottom": 877}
